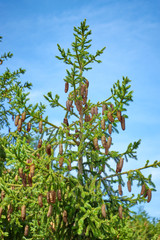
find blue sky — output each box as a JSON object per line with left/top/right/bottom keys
{"left": 0, "top": 0, "right": 160, "bottom": 218}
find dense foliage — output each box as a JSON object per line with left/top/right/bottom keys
{"left": 0, "top": 20, "right": 160, "bottom": 239}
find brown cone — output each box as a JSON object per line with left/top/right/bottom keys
{"left": 118, "top": 205, "right": 123, "bottom": 219}
{"left": 127, "top": 180, "right": 131, "bottom": 192}
{"left": 101, "top": 204, "right": 106, "bottom": 218}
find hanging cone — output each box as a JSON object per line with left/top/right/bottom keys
{"left": 39, "top": 121, "right": 43, "bottom": 133}
{"left": 59, "top": 157, "right": 64, "bottom": 167}
{"left": 57, "top": 189, "right": 62, "bottom": 201}
{"left": 107, "top": 111, "right": 114, "bottom": 122}
{"left": 59, "top": 144, "right": 63, "bottom": 155}
{"left": 46, "top": 144, "right": 51, "bottom": 156}
{"left": 27, "top": 122, "right": 31, "bottom": 132}
{"left": 147, "top": 189, "right": 152, "bottom": 203}
{"left": 118, "top": 184, "right": 123, "bottom": 195}
{"left": 121, "top": 116, "right": 125, "bottom": 130}
{"left": 50, "top": 190, "right": 56, "bottom": 203}
{"left": 140, "top": 184, "right": 146, "bottom": 195}
{"left": 38, "top": 194, "right": 43, "bottom": 207}
{"left": 102, "top": 104, "right": 107, "bottom": 115}
{"left": 47, "top": 205, "right": 53, "bottom": 217}
{"left": 24, "top": 225, "right": 29, "bottom": 236}
{"left": 101, "top": 204, "right": 106, "bottom": 218}
{"left": 65, "top": 82, "right": 69, "bottom": 93}
{"left": 21, "top": 205, "right": 26, "bottom": 220}
{"left": 62, "top": 210, "right": 67, "bottom": 223}
{"left": 101, "top": 135, "right": 106, "bottom": 148}
{"left": 108, "top": 124, "right": 112, "bottom": 134}
{"left": 21, "top": 112, "right": 26, "bottom": 122}
{"left": 117, "top": 110, "right": 122, "bottom": 122}
{"left": 15, "top": 115, "right": 20, "bottom": 126}
{"left": 127, "top": 180, "right": 131, "bottom": 192}
{"left": 17, "top": 119, "right": 22, "bottom": 132}
{"left": 118, "top": 205, "right": 123, "bottom": 219}
{"left": 37, "top": 139, "right": 42, "bottom": 148}
{"left": 101, "top": 119, "right": 105, "bottom": 130}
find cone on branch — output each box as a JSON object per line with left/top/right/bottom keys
{"left": 93, "top": 137, "right": 99, "bottom": 150}
{"left": 101, "top": 118, "right": 105, "bottom": 130}
{"left": 59, "top": 157, "right": 64, "bottom": 167}
{"left": 21, "top": 205, "right": 26, "bottom": 221}
{"left": 117, "top": 110, "right": 122, "bottom": 122}
{"left": 50, "top": 222, "right": 56, "bottom": 231}
{"left": 101, "top": 204, "right": 106, "bottom": 218}
{"left": 47, "top": 192, "right": 50, "bottom": 203}
{"left": 65, "top": 82, "right": 69, "bottom": 93}
{"left": 59, "top": 143, "right": 63, "bottom": 155}
{"left": 17, "top": 119, "right": 22, "bottom": 132}
{"left": 108, "top": 124, "right": 112, "bottom": 134}
{"left": 118, "top": 205, "right": 123, "bottom": 219}
{"left": 21, "top": 112, "right": 26, "bottom": 122}
{"left": 107, "top": 136, "right": 112, "bottom": 149}
{"left": 91, "top": 106, "right": 95, "bottom": 116}
{"left": 37, "top": 139, "right": 42, "bottom": 148}
{"left": 68, "top": 159, "right": 72, "bottom": 171}
{"left": 30, "top": 164, "right": 35, "bottom": 177}
{"left": 64, "top": 117, "right": 69, "bottom": 126}
{"left": 39, "top": 121, "right": 43, "bottom": 133}
{"left": 47, "top": 205, "right": 53, "bottom": 217}
{"left": 102, "top": 104, "right": 107, "bottom": 115}
{"left": 22, "top": 173, "right": 27, "bottom": 187}
{"left": 57, "top": 189, "right": 62, "bottom": 201}
{"left": 46, "top": 144, "right": 52, "bottom": 156}
{"left": 140, "top": 184, "right": 146, "bottom": 195}
{"left": 38, "top": 194, "right": 43, "bottom": 207}
{"left": 107, "top": 111, "right": 114, "bottom": 122}
{"left": 0, "top": 207, "right": 3, "bottom": 218}
{"left": 50, "top": 190, "right": 56, "bottom": 203}
{"left": 116, "top": 158, "right": 124, "bottom": 173}
{"left": 24, "top": 225, "right": 29, "bottom": 236}
{"left": 62, "top": 210, "right": 67, "bottom": 223}
{"left": 121, "top": 116, "right": 125, "bottom": 130}
{"left": 147, "top": 189, "right": 152, "bottom": 203}
{"left": 95, "top": 106, "right": 98, "bottom": 115}
{"left": 127, "top": 180, "right": 131, "bottom": 192}
{"left": 15, "top": 115, "right": 20, "bottom": 126}
{"left": 101, "top": 135, "right": 106, "bottom": 148}
{"left": 27, "top": 122, "right": 31, "bottom": 132}
{"left": 118, "top": 184, "right": 123, "bottom": 195}
{"left": 1, "top": 190, "right": 5, "bottom": 200}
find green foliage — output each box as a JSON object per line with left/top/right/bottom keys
{"left": 0, "top": 20, "right": 159, "bottom": 239}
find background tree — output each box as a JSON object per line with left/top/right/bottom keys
{"left": 0, "top": 20, "right": 159, "bottom": 239}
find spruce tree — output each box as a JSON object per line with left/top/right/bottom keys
{"left": 0, "top": 20, "right": 159, "bottom": 239}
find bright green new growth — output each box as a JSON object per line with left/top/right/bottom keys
{"left": 0, "top": 20, "right": 159, "bottom": 239}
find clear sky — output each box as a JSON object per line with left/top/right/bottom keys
{"left": 0, "top": 0, "right": 160, "bottom": 218}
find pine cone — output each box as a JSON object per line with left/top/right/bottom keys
{"left": 27, "top": 122, "right": 31, "bottom": 132}
{"left": 62, "top": 210, "right": 67, "bottom": 223}
{"left": 147, "top": 189, "right": 152, "bottom": 203}
{"left": 127, "top": 180, "right": 131, "bottom": 192}
{"left": 101, "top": 119, "right": 105, "bottom": 130}
{"left": 65, "top": 82, "right": 69, "bottom": 93}
{"left": 50, "top": 190, "right": 56, "bottom": 203}
{"left": 101, "top": 204, "right": 106, "bottom": 218}
{"left": 38, "top": 194, "right": 43, "bottom": 207}
{"left": 39, "top": 121, "right": 43, "bottom": 133}
{"left": 24, "top": 225, "right": 29, "bottom": 236}
{"left": 37, "top": 139, "right": 42, "bottom": 148}
{"left": 15, "top": 115, "right": 20, "bottom": 126}
{"left": 117, "top": 110, "right": 122, "bottom": 122}
{"left": 107, "top": 111, "right": 114, "bottom": 122}
{"left": 46, "top": 144, "right": 51, "bottom": 156}
{"left": 59, "top": 144, "right": 63, "bottom": 155}
{"left": 47, "top": 205, "right": 53, "bottom": 217}
{"left": 118, "top": 205, "right": 123, "bottom": 219}
{"left": 140, "top": 184, "right": 146, "bottom": 195}
{"left": 59, "top": 157, "right": 64, "bottom": 167}
{"left": 57, "top": 189, "right": 62, "bottom": 201}
{"left": 21, "top": 205, "right": 26, "bottom": 220}
{"left": 21, "top": 112, "right": 26, "bottom": 122}
{"left": 118, "top": 184, "right": 123, "bottom": 195}
{"left": 17, "top": 119, "right": 22, "bottom": 132}
{"left": 108, "top": 124, "right": 112, "bottom": 134}
{"left": 121, "top": 116, "right": 125, "bottom": 130}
